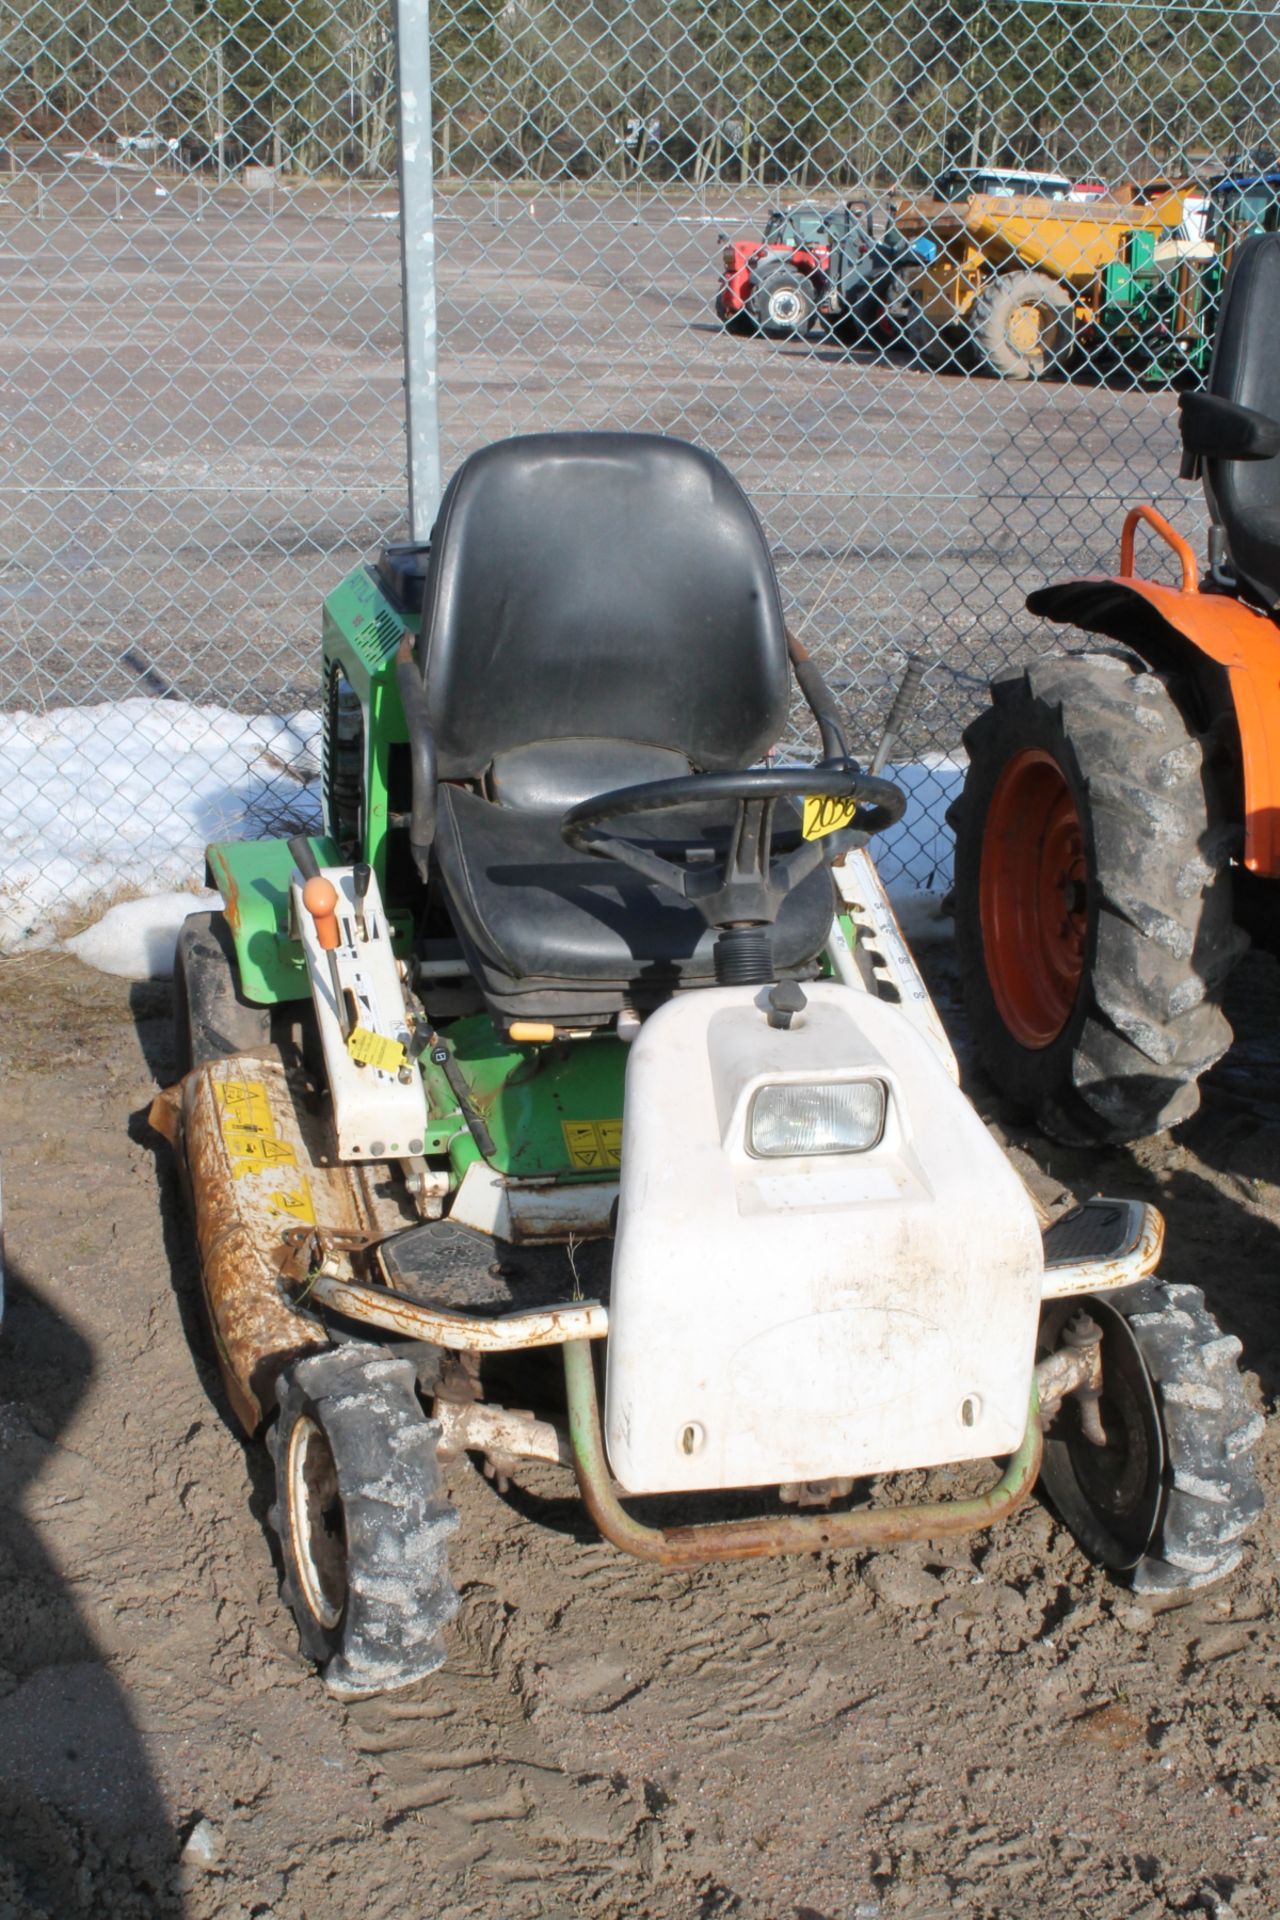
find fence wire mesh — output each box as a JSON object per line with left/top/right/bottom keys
{"left": 3, "top": 0, "right": 1279, "bottom": 943}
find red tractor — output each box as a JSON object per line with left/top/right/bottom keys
{"left": 952, "top": 231, "right": 1280, "bottom": 1144}
{"left": 715, "top": 204, "right": 856, "bottom": 337}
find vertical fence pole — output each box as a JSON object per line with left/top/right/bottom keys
{"left": 395, "top": 0, "right": 442, "bottom": 544}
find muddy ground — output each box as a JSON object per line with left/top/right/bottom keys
{"left": 1, "top": 939, "right": 1277, "bottom": 1920}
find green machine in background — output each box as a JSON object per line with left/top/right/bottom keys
{"left": 1093, "top": 162, "right": 1280, "bottom": 384}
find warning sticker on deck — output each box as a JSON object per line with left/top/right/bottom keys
{"left": 215, "top": 1078, "right": 298, "bottom": 1179}
{"left": 561, "top": 1119, "right": 623, "bottom": 1170}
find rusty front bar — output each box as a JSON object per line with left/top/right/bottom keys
{"left": 562, "top": 1340, "right": 1043, "bottom": 1569}
{"left": 307, "top": 1271, "right": 608, "bottom": 1350}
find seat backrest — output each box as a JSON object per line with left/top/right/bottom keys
{"left": 1200, "top": 232, "right": 1280, "bottom": 606}
{"left": 418, "top": 432, "right": 790, "bottom": 779}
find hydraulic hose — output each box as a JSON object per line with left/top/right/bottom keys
{"left": 394, "top": 635, "right": 438, "bottom": 881}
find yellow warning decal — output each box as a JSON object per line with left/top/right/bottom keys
{"left": 802, "top": 793, "right": 859, "bottom": 841}
{"left": 215, "top": 1079, "right": 299, "bottom": 1180}
{"left": 562, "top": 1119, "right": 623, "bottom": 1170}
{"left": 346, "top": 1025, "right": 407, "bottom": 1074}
{"left": 267, "top": 1180, "right": 317, "bottom": 1224}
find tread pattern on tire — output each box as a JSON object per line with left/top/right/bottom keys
{"left": 1105, "top": 1279, "right": 1263, "bottom": 1594}
{"left": 270, "top": 1344, "right": 460, "bottom": 1699}
{"left": 952, "top": 650, "right": 1246, "bottom": 1144}
{"left": 173, "top": 911, "right": 273, "bottom": 1078}
{"left": 969, "top": 269, "right": 1071, "bottom": 379}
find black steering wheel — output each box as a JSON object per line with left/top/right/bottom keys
{"left": 561, "top": 763, "right": 906, "bottom": 977}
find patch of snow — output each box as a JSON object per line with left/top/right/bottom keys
{"left": 1, "top": 698, "right": 963, "bottom": 965}
{"left": 65, "top": 889, "right": 223, "bottom": 981}
{"left": 0, "top": 698, "right": 320, "bottom": 954}
{"left": 877, "top": 755, "right": 962, "bottom": 938}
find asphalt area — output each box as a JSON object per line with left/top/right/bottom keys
{"left": 3, "top": 174, "right": 1278, "bottom": 1919}
{"left": 0, "top": 173, "right": 1196, "bottom": 886}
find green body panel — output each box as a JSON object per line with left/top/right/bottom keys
{"left": 320, "top": 563, "right": 417, "bottom": 895}
{"left": 207, "top": 833, "right": 341, "bottom": 1005}
{"left": 1094, "top": 240, "right": 1219, "bottom": 387}
{"left": 433, "top": 1019, "right": 628, "bottom": 1179}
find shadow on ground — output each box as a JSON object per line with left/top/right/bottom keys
{"left": 0, "top": 1264, "right": 188, "bottom": 1917}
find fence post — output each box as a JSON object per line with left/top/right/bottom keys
{"left": 394, "top": 0, "right": 442, "bottom": 544}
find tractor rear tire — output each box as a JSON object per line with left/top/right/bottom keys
{"left": 969, "top": 270, "right": 1072, "bottom": 379}
{"left": 951, "top": 651, "right": 1244, "bottom": 1144}
{"left": 748, "top": 269, "right": 815, "bottom": 337}
{"left": 173, "top": 911, "right": 272, "bottom": 1079}
{"left": 270, "top": 1344, "right": 460, "bottom": 1698}
{"left": 1039, "top": 1281, "right": 1263, "bottom": 1595}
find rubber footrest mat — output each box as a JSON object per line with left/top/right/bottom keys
{"left": 1042, "top": 1199, "right": 1138, "bottom": 1267}
{"left": 377, "top": 1218, "right": 612, "bottom": 1315}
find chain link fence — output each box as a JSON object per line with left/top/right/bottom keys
{"left": 3, "top": 0, "right": 1279, "bottom": 945}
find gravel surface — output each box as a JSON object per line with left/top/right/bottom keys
{"left": 1, "top": 943, "right": 1277, "bottom": 1920}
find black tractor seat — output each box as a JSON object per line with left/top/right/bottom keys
{"left": 434, "top": 780, "right": 836, "bottom": 1023}
{"left": 1180, "top": 232, "right": 1280, "bottom": 609}
{"left": 405, "top": 431, "right": 843, "bottom": 1024}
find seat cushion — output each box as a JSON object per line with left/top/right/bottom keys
{"left": 433, "top": 783, "right": 836, "bottom": 1015}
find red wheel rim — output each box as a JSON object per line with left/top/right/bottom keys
{"left": 979, "top": 748, "right": 1088, "bottom": 1049}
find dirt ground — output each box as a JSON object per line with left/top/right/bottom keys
{"left": 1, "top": 937, "right": 1277, "bottom": 1920}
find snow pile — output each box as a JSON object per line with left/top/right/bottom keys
{"left": 0, "top": 697, "right": 961, "bottom": 976}
{"left": 0, "top": 699, "right": 321, "bottom": 954}
{"left": 64, "top": 889, "right": 224, "bottom": 980}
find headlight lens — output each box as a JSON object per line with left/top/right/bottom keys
{"left": 748, "top": 1079, "right": 887, "bottom": 1158}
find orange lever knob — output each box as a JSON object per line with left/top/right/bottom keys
{"left": 302, "top": 876, "right": 341, "bottom": 951}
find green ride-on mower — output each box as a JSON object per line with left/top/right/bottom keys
{"left": 953, "top": 230, "right": 1280, "bottom": 1148}
{"left": 156, "top": 432, "right": 1261, "bottom": 1697}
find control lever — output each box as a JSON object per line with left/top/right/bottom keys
{"left": 302, "top": 876, "right": 351, "bottom": 1039}
{"left": 352, "top": 861, "right": 372, "bottom": 941}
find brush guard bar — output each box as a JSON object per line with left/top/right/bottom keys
{"left": 561, "top": 1339, "right": 1043, "bottom": 1569}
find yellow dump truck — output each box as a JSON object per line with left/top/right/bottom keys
{"left": 900, "top": 190, "right": 1195, "bottom": 378}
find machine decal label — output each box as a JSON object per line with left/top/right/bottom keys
{"left": 561, "top": 1119, "right": 623, "bottom": 1169}
{"left": 214, "top": 1079, "right": 299, "bottom": 1179}
{"left": 266, "top": 1179, "right": 317, "bottom": 1224}
{"left": 802, "top": 793, "right": 859, "bottom": 839}
{"left": 346, "top": 1025, "right": 407, "bottom": 1074}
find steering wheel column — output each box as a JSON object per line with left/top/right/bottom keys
{"left": 562, "top": 764, "right": 906, "bottom": 987}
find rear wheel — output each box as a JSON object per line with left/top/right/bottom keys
{"left": 748, "top": 268, "right": 815, "bottom": 337}
{"left": 270, "top": 1345, "right": 460, "bottom": 1697}
{"left": 969, "top": 270, "right": 1072, "bottom": 379}
{"left": 1039, "top": 1281, "right": 1262, "bottom": 1594}
{"left": 951, "top": 652, "right": 1244, "bottom": 1143}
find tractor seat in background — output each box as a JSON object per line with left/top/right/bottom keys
{"left": 1180, "top": 231, "right": 1280, "bottom": 609}
{"left": 414, "top": 432, "right": 837, "bottom": 1024}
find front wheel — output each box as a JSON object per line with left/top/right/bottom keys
{"left": 1039, "top": 1281, "right": 1262, "bottom": 1595}
{"left": 173, "top": 910, "right": 272, "bottom": 1079}
{"left": 951, "top": 651, "right": 1244, "bottom": 1143}
{"left": 270, "top": 1345, "right": 460, "bottom": 1697}
{"left": 714, "top": 288, "right": 755, "bottom": 336}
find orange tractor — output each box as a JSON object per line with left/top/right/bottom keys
{"left": 952, "top": 231, "right": 1280, "bottom": 1142}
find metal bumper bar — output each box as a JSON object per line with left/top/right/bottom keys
{"left": 562, "top": 1339, "right": 1043, "bottom": 1569}
{"left": 308, "top": 1271, "right": 608, "bottom": 1350}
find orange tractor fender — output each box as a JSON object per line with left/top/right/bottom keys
{"left": 1026, "top": 505, "right": 1280, "bottom": 877}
